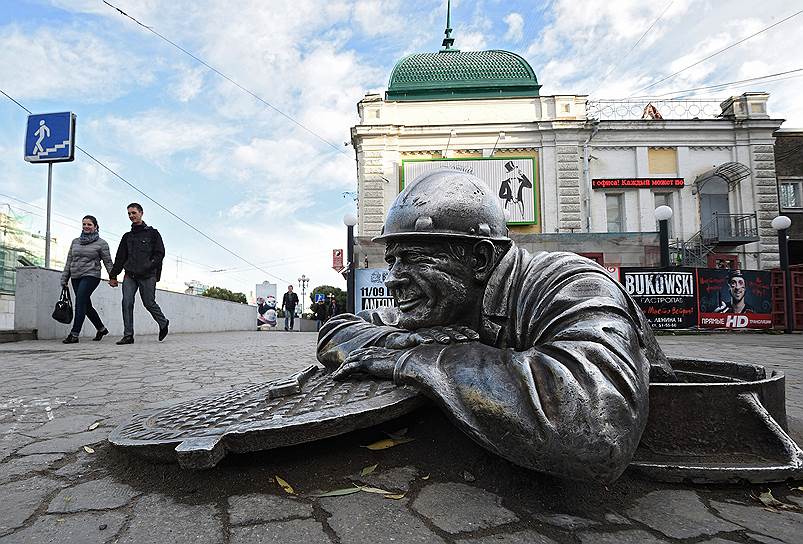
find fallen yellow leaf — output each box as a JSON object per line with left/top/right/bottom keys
{"left": 356, "top": 485, "right": 394, "bottom": 495}
{"left": 362, "top": 437, "right": 414, "bottom": 450}
{"left": 83, "top": 446, "right": 95, "bottom": 454}
{"left": 756, "top": 490, "right": 797, "bottom": 510}
{"left": 312, "top": 487, "right": 361, "bottom": 498}
{"left": 275, "top": 475, "right": 295, "bottom": 495}
{"left": 384, "top": 493, "right": 406, "bottom": 500}
{"left": 88, "top": 422, "right": 101, "bottom": 431}
{"left": 421, "top": 474, "right": 430, "bottom": 480}
{"left": 360, "top": 463, "right": 378, "bottom": 476}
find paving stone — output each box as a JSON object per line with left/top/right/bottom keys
{"left": 48, "top": 477, "right": 139, "bottom": 513}
{"left": 0, "top": 453, "right": 65, "bottom": 481}
{"left": 353, "top": 465, "right": 419, "bottom": 492}
{"left": 748, "top": 533, "right": 787, "bottom": 544}
{"left": 228, "top": 493, "right": 313, "bottom": 524}
{"left": 577, "top": 529, "right": 670, "bottom": 543}
{"left": 27, "top": 415, "right": 103, "bottom": 437}
{"left": 0, "top": 511, "right": 126, "bottom": 543}
{"left": 320, "top": 489, "right": 445, "bottom": 544}
{"left": 116, "top": 494, "right": 223, "bottom": 544}
{"left": 457, "top": 530, "right": 557, "bottom": 543}
{"left": 626, "top": 490, "right": 740, "bottom": 539}
{"left": 532, "top": 513, "right": 598, "bottom": 530}
{"left": 710, "top": 500, "right": 803, "bottom": 544}
{"left": 0, "top": 477, "right": 63, "bottom": 535}
{"left": 15, "top": 430, "right": 108, "bottom": 455}
{"left": 411, "top": 482, "right": 518, "bottom": 534}
{"left": 229, "top": 519, "right": 330, "bottom": 544}
{"left": 786, "top": 494, "right": 803, "bottom": 508}
{"left": 52, "top": 451, "right": 98, "bottom": 479}
{"left": 603, "top": 512, "right": 631, "bottom": 525}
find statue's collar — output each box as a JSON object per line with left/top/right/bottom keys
{"left": 479, "top": 246, "right": 521, "bottom": 345}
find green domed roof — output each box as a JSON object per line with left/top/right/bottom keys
{"left": 386, "top": 49, "right": 541, "bottom": 102}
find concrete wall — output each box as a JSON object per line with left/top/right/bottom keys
{"left": 14, "top": 267, "right": 256, "bottom": 340}
{"left": 0, "top": 294, "right": 14, "bottom": 330}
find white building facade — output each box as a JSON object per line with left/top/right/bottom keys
{"left": 351, "top": 44, "right": 783, "bottom": 271}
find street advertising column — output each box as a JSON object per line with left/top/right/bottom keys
{"left": 697, "top": 269, "right": 773, "bottom": 329}
{"left": 354, "top": 269, "right": 396, "bottom": 312}
{"left": 621, "top": 268, "right": 698, "bottom": 329}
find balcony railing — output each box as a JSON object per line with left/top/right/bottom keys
{"left": 701, "top": 213, "right": 759, "bottom": 245}
{"left": 587, "top": 99, "right": 724, "bottom": 121}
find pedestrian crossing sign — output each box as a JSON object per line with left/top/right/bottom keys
{"left": 24, "top": 112, "right": 76, "bottom": 163}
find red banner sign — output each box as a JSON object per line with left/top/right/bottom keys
{"left": 592, "top": 178, "right": 685, "bottom": 189}
{"left": 332, "top": 249, "right": 344, "bottom": 272}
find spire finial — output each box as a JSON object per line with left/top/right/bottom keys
{"left": 441, "top": 0, "right": 456, "bottom": 50}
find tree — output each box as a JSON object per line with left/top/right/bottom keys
{"left": 310, "top": 285, "right": 346, "bottom": 314}
{"left": 202, "top": 286, "right": 247, "bottom": 304}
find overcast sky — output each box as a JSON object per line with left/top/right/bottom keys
{"left": 1, "top": 0, "right": 801, "bottom": 298}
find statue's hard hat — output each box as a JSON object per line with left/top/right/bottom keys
{"left": 373, "top": 169, "right": 510, "bottom": 243}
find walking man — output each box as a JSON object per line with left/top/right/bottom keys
{"left": 281, "top": 285, "right": 299, "bottom": 331}
{"left": 109, "top": 203, "right": 169, "bottom": 344}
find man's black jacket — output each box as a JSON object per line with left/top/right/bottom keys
{"left": 110, "top": 223, "right": 165, "bottom": 281}
{"left": 282, "top": 292, "right": 299, "bottom": 310}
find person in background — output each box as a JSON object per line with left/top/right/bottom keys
{"left": 313, "top": 296, "right": 329, "bottom": 332}
{"left": 281, "top": 285, "right": 299, "bottom": 331}
{"left": 60, "top": 215, "right": 114, "bottom": 344}
{"left": 327, "top": 293, "right": 338, "bottom": 320}
{"left": 108, "top": 202, "right": 169, "bottom": 345}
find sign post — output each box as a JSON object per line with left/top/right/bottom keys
{"left": 24, "top": 112, "right": 76, "bottom": 268}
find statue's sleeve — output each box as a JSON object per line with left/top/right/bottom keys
{"left": 317, "top": 310, "right": 402, "bottom": 370}
{"left": 393, "top": 271, "right": 650, "bottom": 483}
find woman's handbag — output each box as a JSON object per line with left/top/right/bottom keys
{"left": 52, "top": 287, "right": 73, "bottom": 324}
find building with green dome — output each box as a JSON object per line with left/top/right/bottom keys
{"left": 349, "top": 3, "right": 784, "bottom": 280}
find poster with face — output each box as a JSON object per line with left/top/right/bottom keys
{"left": 620, "top": 268, "right": 698, "bottom": 329}
{"left": 697, "top": 269, "right": 773, "bottom": 329}
{"left": 402, "top": 158, "right": 538, "bottom": 225}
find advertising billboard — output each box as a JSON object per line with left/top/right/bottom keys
{"left": 402, "top": 157, "right": 538, "bottom": 225}
{"left": 621, "top": 268, "right": 698, "bottom": 329}
{"left": 697, "top": 269, "right": 773, "bottom": 329}
{"left": 354, "top": 269, "right": 396, "bottom": 312}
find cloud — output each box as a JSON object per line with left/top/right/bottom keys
{"left": 169, "top": 65, "right": 206, "bottom": 102}
{"left": 0, "top": 23, "right": 154, "bottom": 102}
{"left": 504, "top": 12, "right": 524, "bottom": 42}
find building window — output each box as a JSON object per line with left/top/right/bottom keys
{"left": 648, "top": 148, "right": 677, "bottom": 175}
{"left": 606, "top": 194, "right": 625, "bottom": 233}
{"left": 780, "top": 180, "right": 802, "bottom": 209}
{"left": 654, "top": 192, "right": 674, "bottom": 237}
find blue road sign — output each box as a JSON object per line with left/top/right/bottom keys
{"left": 24, "top": 112, "right": 76, "bottom": 163}
{"left": 314, "top": 293, "right": 326, "bottom": 303}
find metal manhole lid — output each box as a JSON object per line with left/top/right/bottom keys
{"left": 109, "top": 365, "right": 425, "bottom": 469}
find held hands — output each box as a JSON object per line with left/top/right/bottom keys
{"left": 384, "top": 325, "right": 479, "bottom": 349}
{"left": 109, "top": 278, "right": 119, "bottom": 288}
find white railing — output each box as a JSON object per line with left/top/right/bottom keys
{"left": 587, "top": 99, "right": 724, "bottom": 121}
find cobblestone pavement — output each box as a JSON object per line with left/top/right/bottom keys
{"left": 0, "top": 330, "right": 801, "bottom": 544}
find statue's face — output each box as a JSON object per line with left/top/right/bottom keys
{"left": 384, "top": 240, "right": 477, "bottom": 329}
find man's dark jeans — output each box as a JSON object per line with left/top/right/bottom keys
{"left": 70, "top": 276, "right": 103, "bottom": 336}
{"left": 285, "top": 309, "right": 296, "bottom": 330}
{"left": 122, "top": 275, "right": 168, "bottom": 336}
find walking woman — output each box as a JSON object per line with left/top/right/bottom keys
{"left": 60, "top": 215, "right": 114, "bottom": 344}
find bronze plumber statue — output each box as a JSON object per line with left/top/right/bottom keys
{"left": 110, "top": 169, "right": 802, "bottom": 484}
{"left": 318, "top": 169, "right": 671, "bottom": 483}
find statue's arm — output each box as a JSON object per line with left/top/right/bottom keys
{"left": 317, "top": 312, "right": 402, "bottom": 370}
{"left": 393, "top": 293, "right": 650, "bottom": 483}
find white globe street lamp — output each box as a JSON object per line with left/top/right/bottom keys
{"left": 655, "top": 206, "right": 674, "bottom": 267}
{"left": 772, "top": 215, "right": 794, "bottom": 333}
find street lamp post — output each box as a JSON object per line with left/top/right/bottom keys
{"left": 343, "top": 213, "right": 357, "bottom": 314}
{"left": 772, "top": 215, "right": 794, "bottom": 333}
{"left": 655, "top": 205, "right": 674, "bottom": 268}
{"left": 297, "top": 274, "right": 309, "bottom": 315}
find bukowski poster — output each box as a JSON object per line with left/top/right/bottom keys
{"left": 697, "top": 269, "right": 773, "bottom": 329}
{"left": 620, "top": 268, "right": 697, "bottom": 329}
{"left": 354, "top": 268, "right": 396, "bottom": 312}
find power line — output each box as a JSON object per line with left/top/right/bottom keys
{"left": 0, "top": 88, "right": 292, "bottom": 285}
{"left": 101, "top": 0, "right": 347, "bottom": 157}
{"left": 596, "top": 1, "right": 675, "bottom": 91}
{"left": 630, "top": 9, "right": 803, "bottom": 96}
{"left": 630, "top": 67, "right": 803, "bottom": 99}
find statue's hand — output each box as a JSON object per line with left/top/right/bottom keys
{"left": 331, "top": 346, "right": 402, "bottom": 380}
{"left": 385, "top": 326, "right": 479, "bottom": 349}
